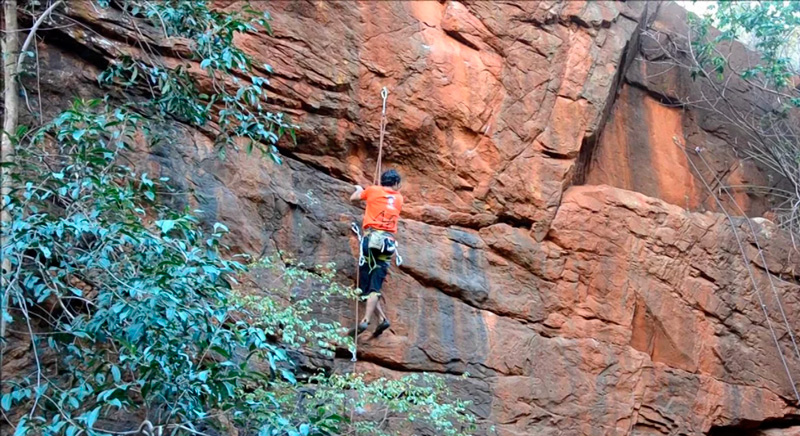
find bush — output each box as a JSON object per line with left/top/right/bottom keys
{"left": 0, "top": 1, "right": 478, "bottom": 435}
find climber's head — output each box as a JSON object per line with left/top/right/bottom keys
{"left": 380, "top": 169, "right": 401, "bottom": 190}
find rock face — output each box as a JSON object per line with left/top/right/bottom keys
{"left": 585, "top": 2, "right": 779, "bottom": 218}
{"left": 11, "top": 0, "right": 800, "bottom": 434}
{"left": 248, "top": 0, "right": 649, "bottom": 240}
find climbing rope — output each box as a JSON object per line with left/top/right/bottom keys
{"left": 692, "top": 148, "right": 800, "bottom": 368}
{"left": 350, "top": 223, "right": 364, "bottom": 363}
{"left": 350, "top": 87, "right": 390, "bottom": 359}
{"left": 674, "top": 138, "right": 800, "bottom": 403}
{"left": 373, "top": 87, "right": 389, "bottom": 185}
{"left": 348, "top": 86, "right": 391, "bottom": 435}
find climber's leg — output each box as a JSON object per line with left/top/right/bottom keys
{"left": 362, "top": 293, "right": 379, "bottom": 324}
{"left": 360, "top": 252, "right": 389, "bottom": 324}
{"left": 369, "top": 258, "right": 392, "bottom": 337}
{"left": 375, "top": 300, "right": 387, "bottom": 322}
{"left": 347, "top": 239, "right": 373, "bottom": 337}
{"left": 372, "top": 299, "right": 391, "bottom": 338}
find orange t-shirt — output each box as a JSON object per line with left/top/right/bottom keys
{"left": 361, "top": 186, "right": 403, "bottom": 233}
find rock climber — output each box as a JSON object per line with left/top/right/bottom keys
{"left": 348, "top": 169, "right": 403, "bottom": 338}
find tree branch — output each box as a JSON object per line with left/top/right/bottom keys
{"left": 16, "top": 0, "right": 63, "bottom": 72}
{"left": 1, "top": 0, "right": 20, "bottom": 383}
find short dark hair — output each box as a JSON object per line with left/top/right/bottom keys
{"left": 380, "top": 169, "right": 401, "bottom": 187}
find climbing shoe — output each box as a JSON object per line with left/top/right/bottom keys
{"left": 347, "top": 322, "right": 368, "bottom": 338}
{"left": 372, "top": 319, "right": 391, "bottom": 338}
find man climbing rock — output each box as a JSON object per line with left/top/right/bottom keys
{"left": 348, "top": 169, "right": 403, "bottom": 338}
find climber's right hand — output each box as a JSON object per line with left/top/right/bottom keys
{"left": 350, "top": 185, "right": 364, "bottom": 202}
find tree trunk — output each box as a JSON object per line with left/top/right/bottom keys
{"left": 1, "top": 0, "right": 19, "bottom": 348}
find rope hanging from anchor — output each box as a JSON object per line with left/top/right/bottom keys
{"left": 351, "top": 86, "right": 390, "bottom": 363}
{"left": 347, "top": 86, "right": 390, "bottom": 436}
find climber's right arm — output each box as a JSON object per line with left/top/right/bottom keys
{"left": 350, "top": 185, "right": 364, "bottom": 203}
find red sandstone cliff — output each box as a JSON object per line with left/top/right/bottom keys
{"left": 8, "top": 1, "right": 800, "bottom": 434}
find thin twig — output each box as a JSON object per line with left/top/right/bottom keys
{"left": 18, "top": 291, "right": 44, "bottom": 418}
{"left": 694, "top": 148, "right": 800, "bottom": 367}
{"left": 35, "top": 33, "right": 42, "bottom": 121}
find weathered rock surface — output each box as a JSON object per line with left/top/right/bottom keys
{"left": 242, "top": 0, "right": 650, "bottom": 240}
{"left": 8, "top": 1, "right": 800, "bottom": 435}
{"left": 586, "top": 2, "right": 780, "bottom": 218}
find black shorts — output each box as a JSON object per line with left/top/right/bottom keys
{"left": 358, "top": 236, "right": 390, "bottom": 297}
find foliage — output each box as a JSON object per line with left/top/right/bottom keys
{"left": 690, "top": 1, "right": 800, "bottom": 89}
{"left": 96, "top": 0, "right": 294, "bottom": 163}
{"left": 0, "top": 1, "right": 478, "bottom": 435}
{"left": 0, "top": 100, "right": 476, "bottom": 434}
{"left": 244, "top": 372, "right": 477, "bottom": 436}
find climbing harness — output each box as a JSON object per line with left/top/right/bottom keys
{"left": 675, "top": 138, "right": 800, "bottom": 403}
{"left": 350, "top": 224, "right": 402, "bottom": 270}
{"left": 364, "top": 229, "right": 402, "bottom": 269}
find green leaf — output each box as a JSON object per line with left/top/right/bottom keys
{"left": 1, "top": 393, "right": 11, "bottom": 411}
{"left": 86, "top": 406, "right": 101, "bottom": 428}
{"left": 13, "top": 417, "right": 28, "bottom": 436}
{"left": 111, "top": 365, "right": 122, "bottom": 383}
{"left": 280, "top": 368, "right": 296, "bottom": 385}
{"left": 72, "top": 129, "right": 86, "bottom": 141}
{"left": 156, "top": 220, "right": 176, "bottom": 234}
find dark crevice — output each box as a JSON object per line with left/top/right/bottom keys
{"left": 297, "top": 100, "right": 351, "bottom": 120}
{"left": 692, "top": 267, "right": 718, "bottom": 285}
{"left": 708, "top": 416, "right": 800, "bottom": 436}
{"left": 351, "top": 353, "right": 468, "bottom": 377}
{"left": 332, "top": 346, "right": 478, "bottom": 378}
{"left": 571, "top": 126, "right": 599, "bottom": 187}
{"left": 495, "top": 213, "right": 534, "bottom": 230}
{"left": 540, "top": 149, "right": 573, "bottom": 160}
{"left": 443, "top": 29, "right": 481, "bottom": 51}
{"left": 58, "top": 8, "right": 195, "bottom": 61}
{"left": 279, "top": 148, "right": 355, "bottom": 185}
{"left": 38, "top": 28, "right": 111, "bottom": 72}
{"left": 572, "top": 1, "right": 657, "bottom": 188}
{"left": 568, "top": 15, "right": 614, "bottom": 30}
{"left": 625, "top": 77, "right": 685, "bottom": 108}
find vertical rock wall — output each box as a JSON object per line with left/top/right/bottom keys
{"left": 585, "top": 2, "right": 778, "bottom": 218}
{"left": 8, "top": 1, "right": 800, "bottom": 434}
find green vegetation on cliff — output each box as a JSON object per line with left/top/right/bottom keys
{"left": 0, "top": 2, "right": 477, "bottom": 435}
